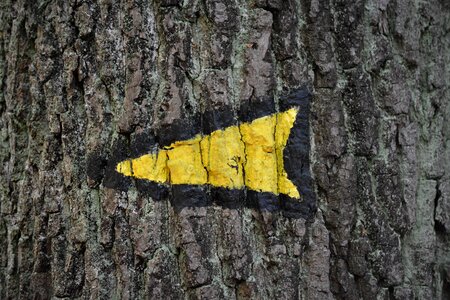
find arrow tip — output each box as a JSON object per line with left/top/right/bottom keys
{"left": 116, "top": 160, "right": 132, "bottom": 177}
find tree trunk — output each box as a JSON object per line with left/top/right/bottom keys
{"left": 1, "top": 0, "right": 449, "bottom": 299}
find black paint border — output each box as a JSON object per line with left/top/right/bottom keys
{"left": 97, "top": 87, "right": 316, "bottom": 219}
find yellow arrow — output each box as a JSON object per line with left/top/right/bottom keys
{"left": 116, "top": 108, "right": 300, "bottom": 199}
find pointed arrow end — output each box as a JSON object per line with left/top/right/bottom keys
{"left": 116, "top": 160, "right": 132, "bottom": 177}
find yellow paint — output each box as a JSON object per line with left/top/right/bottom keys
{"left": 165, "top": 135, "right": 207, "bottom": 185}
{"left": 116, "top": 152, "right": 167, "bottom": 183}
{"left": 116, "top": 159, "right": 132, "bottom": 176}
{"left": 116, "top": 108, "right": 301, "bottom": 199}
{"left": 276, "top": 108, "right": 300, "bottom": 198}
{"left": 204, "top": 126, "right": 246, "bottom": 188}
{"left": 240, "top": 113, "right": 278, "bottom": 195}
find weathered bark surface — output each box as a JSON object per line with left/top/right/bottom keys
{"left": 1, "top": 0, "right": 449, "bottom": 299}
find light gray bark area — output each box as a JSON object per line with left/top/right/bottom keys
{"left": 0, "top": 0, "right": 449, "bottom": 299}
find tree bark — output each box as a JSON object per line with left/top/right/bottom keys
{"left": 1, "top": 0, "right": 449, "bottom": 299}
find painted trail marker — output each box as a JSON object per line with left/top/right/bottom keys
{"left": 99, "top": 88, "right": 316, "bottom": 219}
{"left": 116, "top": 108, "right": 300, "bottom": 199}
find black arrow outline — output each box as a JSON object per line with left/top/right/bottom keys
{"left": 95, "top": 87, "right": 316, "bottom": 220}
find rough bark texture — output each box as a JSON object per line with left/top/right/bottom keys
{"left": 1, "top": 0, "right": 449, "bottom": 299}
